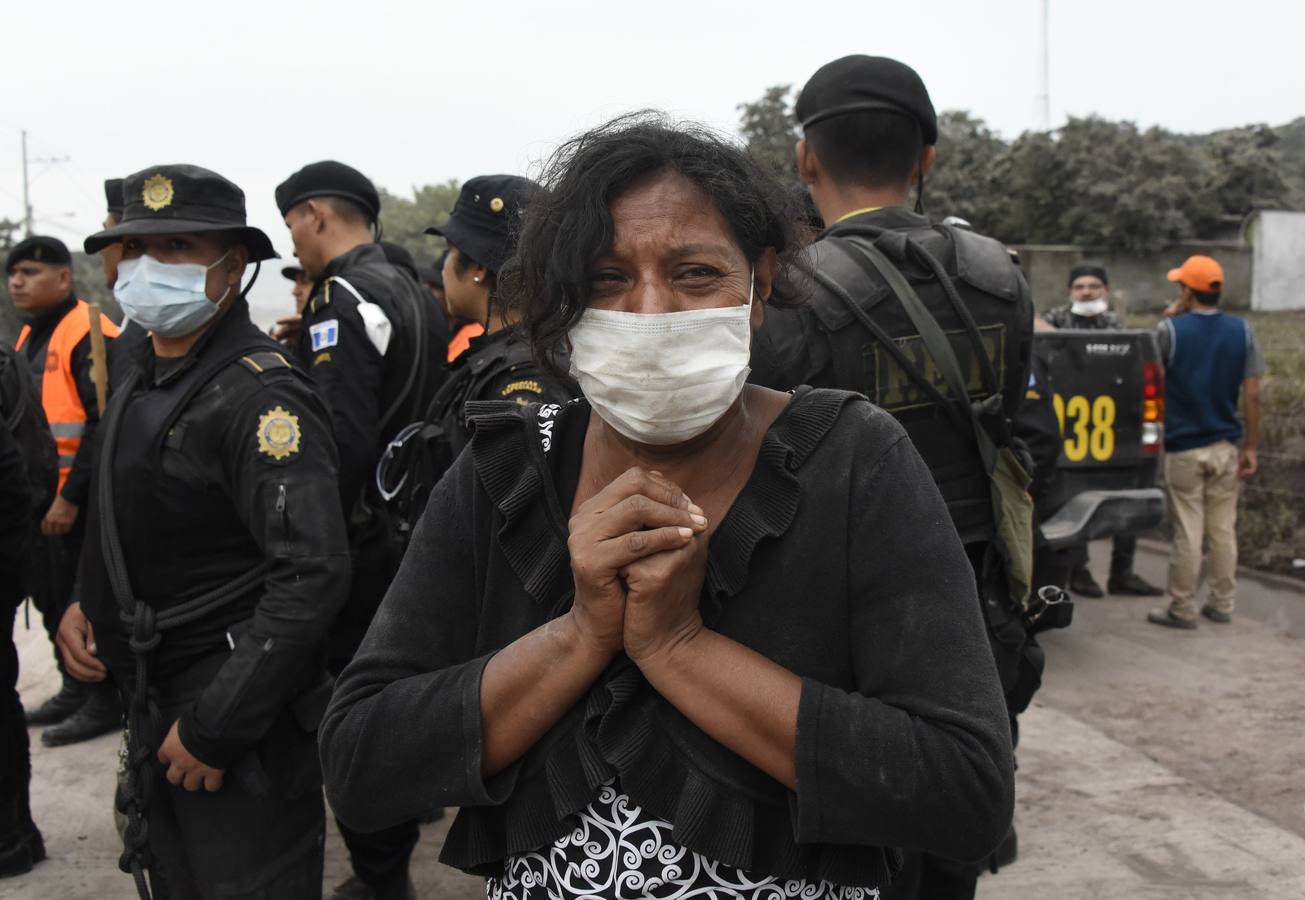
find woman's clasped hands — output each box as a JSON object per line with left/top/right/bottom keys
{"left": 566, "top": 467, "right": 711, "bottom": 667}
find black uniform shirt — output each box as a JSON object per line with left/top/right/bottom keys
{"left": 430, "top": 328, "right": 576, "bottom": 460}
{"left": 80, "top": 300, "right": 350, "bottom": 768}
{"left": 296, "top": 242, "right": 433, "bottom": 516}
{"left": 19, "top": 292, "right": 108, "bottom": 508}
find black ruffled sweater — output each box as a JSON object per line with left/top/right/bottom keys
{"left": 319, "top": 388, "right": 1014, "bottom": 887}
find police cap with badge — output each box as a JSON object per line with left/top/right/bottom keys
{"left": 274, "top": 160, "right": 381, "bottom": 225}
{"left": 84, "top": 165, "right": 278, "bottom": 261}
{"left": 425, "top": 175, "right": 538, "bottom": 273}
{"left": 795, "top": 54, "right": 938, "bottom": 144}
{"left": 5, "top": 235, "right": 72, "bottom": 274}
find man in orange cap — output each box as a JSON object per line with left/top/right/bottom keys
{"left": 1148, "top": 255, "right": 1265, "bottom": 629}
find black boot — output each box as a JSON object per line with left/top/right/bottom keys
{"left": 23, "top": 677, "right": 88, "bottom": 727}
{"left": 1069, "top": 566, "right": 1104, "bottom": 598}
{"left": 41, "top": 682, "right": 121, "bottom": 747}
{"left": 1108, "top": 571, "right": 1164, "bottom": 596}
{"left": 0, "top": 833, "right": 38, "bottom": 879}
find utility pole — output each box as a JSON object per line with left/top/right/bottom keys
{"left": 1035, "top": 0, "right": 1051, "bottom": 131}
{"left": 20, "top": 130, "right": 70, "bottom": 238}
{"left": 21, "top": 130, "right": 32, "bottom": 236}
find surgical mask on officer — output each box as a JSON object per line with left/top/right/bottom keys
{"left": 566, "top": 269, "right": 754, "bottom": 445}
{"left": 114, "top": 251, "right": 233, "bottom": 337}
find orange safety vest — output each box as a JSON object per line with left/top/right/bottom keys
{"left": 16, "top": 299, "right": 121, "bottom": 493}
{"left": 447, "top": 321, "right": 485, "bottom": 363}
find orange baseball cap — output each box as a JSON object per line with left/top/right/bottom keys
{"left": 1167, "top": 255, "right": 1224, "bottom": 293}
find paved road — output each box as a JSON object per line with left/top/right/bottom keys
{"left": 5, "top": 538, "right": 1303, "bottom": 899}
{"left": 977, "top": 540, "right": 1305, "bottom": 899}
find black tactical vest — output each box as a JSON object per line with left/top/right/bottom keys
{"left": 802, "top": 210, "right": 1034, "bottom": 545}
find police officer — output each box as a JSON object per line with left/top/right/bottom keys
{"left": 0, "top": 340, "right": 54, "bottom": 878}
{"left": 749, "top": 55, "right": 1035, "bottom": 899}
{"left": 7, "top": 235, "right": 123, "bottom": 746}
{"left": 275, "top": 162, "right": 432, "bottom": 900}
{"left": 379, "top": 240, "right": 449, "bottom": 389}
{"left": 425, "top": 175, "right": 575, "bottom": 435}
{"left": 1045, "top": 263, "right": 1163, "bottom": 597}
{"left": 281, "top": 264, "right": 314, "bottom": 316}
{"left": 101, "top": 177, "right": 153, "bottom": 388}
{"left": 101, "top": 178, "right": 127, "bottom": 290}
{"left": 59, "top": 164, "right": 350, "bottom": 899}
{"left": 374, "top": 177, "right": 576, "bottom": 553}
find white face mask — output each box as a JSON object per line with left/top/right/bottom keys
{"left": 1070, "top": 297, "right": 1108, "bottom": 317}
{"left": 114, "top": 251, "right": 233, "bottom": 337}
{"left": 567, "top": 270, "right": 754, "bottom": 445}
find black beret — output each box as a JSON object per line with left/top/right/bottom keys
{"left": 1068, "top": 263, "right": 1109, "bottom": 287}
{"left": 5, "top": 235, "right": 72, "bottom": 273}
{"left": 281, "top": 265, "right": 305, "bottom": 280}
{"left": 425, "top": 175, "right": 538, "bottom": 274}
{"left": 105, "top": 178, "right": 125, "bottom": 217}
{"left": 796, "top": 55, "right": 938, "bottom": 145}
{"left": 275, "top": 161, "right": 380, "bottom": 223}
{"left": 84, "top": 164, "right": 278, "bottom": 261}
{"left": 378, "top": 241, "right": 419, "bottom": 283}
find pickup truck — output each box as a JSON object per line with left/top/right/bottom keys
{"left": 1033, "top": 328, "right": 1167, "bottom": 550}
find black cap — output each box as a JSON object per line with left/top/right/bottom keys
{"left": 425, "top": 175, "right": 537, "bottom": 273}
{"left": 796, "top": 55, "right": 937, "bottom": 145}
{"left": 281, "top": 265, "right": 305, "bottom": 280}
{"left": 5, "top": 236, "right": 72, "bottom": 274}
{"left": 1068, "top": 263, "right": 1109, "bottom": 287}
{"left": 275, "top": 161, "right": 381, "bottom": 223}
{"left": 105, "top": 178, "right": 125, "bottom": 217}
{"left": 378, "top": 241, "right": 419, "bottom": 283}
{"left": 83, "top": 164, "right": 278, "bottom": 261}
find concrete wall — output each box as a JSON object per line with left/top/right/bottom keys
{"left": 1013, "top": 241, "right": 1252, "bottom": 315}
{"left": 1251, "top": 211, "right": 1305, "bottom": 311}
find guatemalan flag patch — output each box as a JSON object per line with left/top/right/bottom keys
{"left": 310, "top": 319, "right": 340, "bottom": 351}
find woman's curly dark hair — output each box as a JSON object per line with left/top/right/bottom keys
{"left": 499, "top": 112, "right": 809, "bottom": 377}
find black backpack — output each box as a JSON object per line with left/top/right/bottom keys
{"left": 0, "top": 343, "right": 57, "bottom": 518}
{"left": 374, "top": 337, "right": 538, "bottom": 551}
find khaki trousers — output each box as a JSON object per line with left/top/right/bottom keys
{"left": 1164, "top": 441, "right": 1240, "bottom": 620}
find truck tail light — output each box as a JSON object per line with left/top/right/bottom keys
{"left": 1141, "top": 361, "right": 1164, "bottom": 456}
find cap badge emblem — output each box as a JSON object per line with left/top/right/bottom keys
{"left": 489, "top": 197, "right": 505, "bottom": 213}
{"left": 142, "top": 174, "right": 175, "bottom": 212}
{"left": 257, "top": 406, "right": 301, "bottom": 460}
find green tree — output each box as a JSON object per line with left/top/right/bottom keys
{"left": 998, "top": 117, "right": 1202, "bottom": 252}
{"left": 928, "top": 111, "right": 1013, "bottom": 235}
{"left": 1197, "top": 125, "right": 1289, "bottom": 234}
{"left": 738, "top": 85, "right": 801, "bottom": 183}
{"left": 1274, "top": 117, "right": 1305, "bottom": 209}
{"left": 378, "top": 180, "right": 461, "bottom": 266}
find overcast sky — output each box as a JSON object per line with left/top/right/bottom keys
{"left": 4, "top": 0, "right": 1301, "bottom": 318}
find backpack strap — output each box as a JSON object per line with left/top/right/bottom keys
{"left": 824, "top": 236, "right": 1000, "bottom": 475}
{"left": 810, "top": 244, "right": 974, "bottom": 440}
{"left": 835, "top": 223, "right": 1002, "bottom": 398}
{"left": 326, "top": 274, "right": 429, "bottom": 434}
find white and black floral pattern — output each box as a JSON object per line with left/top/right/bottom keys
{"left": 486, "top": 783, "right": 880, "bottom": 900}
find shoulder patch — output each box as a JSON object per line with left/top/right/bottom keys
{"left": 500, "top": 379, "right": 542, "bottom": 398}
{"left": 239, "top": 351, "right": 293, "bottom": 376}
{"left": 310, "top": 319, "right": 340, "bottom": 352}
{"left": 257, "top": 405, "right": 302, "bottom": 461}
